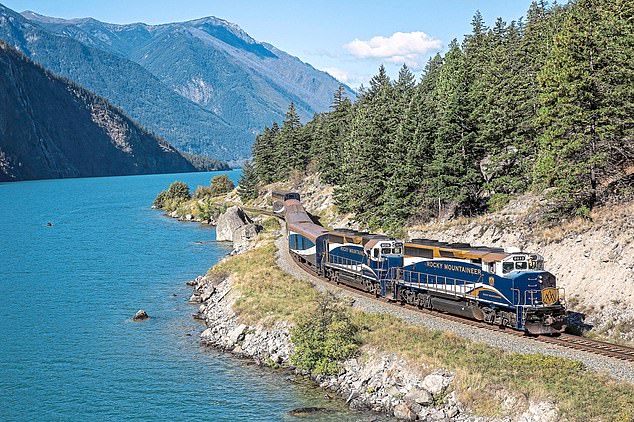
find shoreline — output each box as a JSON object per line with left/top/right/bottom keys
{"left": 155, "top": 195, "right": 634, "bottom": 421}
{"left": 186, "top": 272, "right": 468, "bottom": 421}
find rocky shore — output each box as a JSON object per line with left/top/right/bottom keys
{"left": 187, "top": 267, "right": 559, "bottom": 422}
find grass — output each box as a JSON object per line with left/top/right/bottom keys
{"left": 209, "top": 228, "right": 634, "bottom": 421}
{"left": 207, "top": 234, "right": 316, "bottom": 326}
{"left": 354, "top": 312, "right": 634, "bottom": 420}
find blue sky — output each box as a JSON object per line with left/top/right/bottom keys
{"left": 3, "top": 0, "right": 542, "bottom": 88}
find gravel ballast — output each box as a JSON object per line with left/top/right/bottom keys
{"left": 275, "top": 231, "right": 634, "bottom": 385}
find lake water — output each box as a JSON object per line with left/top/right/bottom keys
{"left": 0, "top": 171, "right": 374, "bottom": 421}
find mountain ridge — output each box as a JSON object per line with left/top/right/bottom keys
{"left": 5, "top": 5, "right": 356, "bottom": 160}
{"left": 0, "top": 39, "right": 196, "bottom": 182}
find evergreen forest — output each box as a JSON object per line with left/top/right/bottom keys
{"left": 250, "top": 0, "right": 633, "bottom": 229}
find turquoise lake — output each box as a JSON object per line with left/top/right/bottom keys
{"left": 0, "top": 171, "right": 374, "bottom": 421}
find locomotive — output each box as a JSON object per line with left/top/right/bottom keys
{"left": 273, "top": 191, "right": 567, "bottom": 335}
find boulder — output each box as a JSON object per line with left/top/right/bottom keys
{"left": 393, "top": 403, "right": 416, "bottom": 420}
{"left": 422, "top": 373, "right": 451, "bottom": 396}
{"left": 132, "top": 309, "right": 149, "bottom": 321}
{"left": 216, "top": 206, "right": 252, "bottom": 242}
{"left": 233, "top": 223, "right": 262, "bottom": 252}
{"left": 227, "top": 323, "right": 248, "bottom": 345}
{"left": 200, "top": 285, "right": 216, "bottom": 302}
{"left": 405, "top": 388, "right": 433, "bottom": 406}
{"left": 518, "top": 401, "right": 559, "bottom": 422}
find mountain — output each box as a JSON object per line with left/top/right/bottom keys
{"left": 0, "top": 40, "right": 196, "bottom": 182}
{"left": 0, "top": 4, "right": 355, "bottom": 160}
{"left": 0, "top": 4, "right": 247, "bottom": 160}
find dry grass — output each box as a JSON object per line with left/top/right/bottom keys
{"left": 534, "top": 216, "right": 593, "bottom": 243}
{"left": 353, "top": 311, "right": 634, "bottom": 421}
{"left": 211, "top": 228, "right": 634, "bottom": 421}
{"left": 207, "top": 235, "right": 316, "bottom": 326}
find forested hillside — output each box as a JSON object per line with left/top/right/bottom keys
{"left": 251, "top": 0, "right": 633, "bottom": 228}
{"left": 0, "top": 40, "right": 195, "bottom": 182}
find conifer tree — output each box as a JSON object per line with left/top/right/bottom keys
{"left": 274, "top": 102, "right": 309, "bottom": 174}
{"left": 237, "top": 160, "right": 259, "bottom": 202}
{"left": 534, "top": 0, "right": 633, "bottom": 213}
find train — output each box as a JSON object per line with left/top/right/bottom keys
{"left": 273, "top": 190, "right": 567, "bottom": 335}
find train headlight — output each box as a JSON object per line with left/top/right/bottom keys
{"left": 538, "top": 274, "right": 543, "bottom": 284}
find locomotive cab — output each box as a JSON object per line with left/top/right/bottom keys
{"left": 494, "top": 253, "right": 545, "bottom": 276}
{"left": 365, "top": 240, "right": 404, "bottom": 280}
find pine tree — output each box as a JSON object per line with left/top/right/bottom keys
{"left": 252, "top": 124, "right": 278, "bottom": 184}
{"left": 237, "top": 160, "right": 259, "bottom": 202}
{"left": 278, "top": 102, "right": 307, "bottom": 173}
{"left": 312, "top": 85, "right": 352, "bottom": 185}
{"left": 422, "top": 40, "right": 481, "bottom": 216}
{"left": 534, "top": 0, "right": 633, "bottom": 214}
{"left": 335, "top": 65, "right": 399, "bottom": 226}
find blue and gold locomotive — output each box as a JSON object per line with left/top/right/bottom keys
{"left": 276, "top": 191, "right": 566, "bottom": 335}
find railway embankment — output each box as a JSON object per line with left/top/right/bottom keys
{"left": 254, "top": 173, "right": 634, "bottom": 345}
{"left": 187, "top": 211, "right": 634, "bottom": 421}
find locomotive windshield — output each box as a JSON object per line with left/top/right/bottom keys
{"left": 500, "top": 253, "right": 545, "bottom": 274}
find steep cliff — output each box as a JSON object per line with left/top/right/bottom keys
{"left": 0, "top": 40, "right": 195, "bottom": 182}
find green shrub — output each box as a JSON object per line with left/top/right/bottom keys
{"left": 209, "top": 175, "right": 235, "bottom": 196}
{"left": 167, "top": 181, "right": 191, "bottom": 200}
{"left": 195, "top": 175, "right": 236, "bottom": 198}
{"left": 487, "top": 193, "right": 511, "bottom": 212}
{"left": 290, "top": 293, "right": 358, "bottom": 375}
{"left": 153, "top": 181, "right": 191, "bottom": 210}
{"left": 196, "top": 199, "right": 226, "bottom": 221}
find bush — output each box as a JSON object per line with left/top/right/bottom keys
{"left": 209, "top": 175, "right": 235, "bottom": 196}
{"left": 290, "top": 293, "right": 358, "bottom": 375}
{"left": 194, "top": 175, "right": 235, "bottom": 199}
{"left": 167, "top": 181, "right": 191, "bottom": 200}
{"left": 196, "top": 199, "right": 226, "bottom": 221}
{"left": 153, "top": 181, "right": 191, "bottom": 210}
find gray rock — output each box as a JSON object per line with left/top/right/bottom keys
{"left": 132, "top": 309, "right": 149, "bottom": 321}
{"left": 227, "top": 323, "right": 247, "bottom": 345}
{"left": 216, "top": 206, "right": 252, "bottom": 242}
{"left": 423, "top": 373, "right": 451, "bottom": 396}
{"left": 393, "top": 403, "right": 416, "bottom": 420}
{"left": 517, "top": 401, "right": 559, "bottom": 422}
{"left": 233, "top": 223, "right": 262, "bottom": 252}
{"left": 405, "top": 388, "right": 433, "bottom": 406}
{"left": 200, "top": 285, "right": 216, "bottom": 302}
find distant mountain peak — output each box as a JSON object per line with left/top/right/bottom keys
{"left": 4, "top": 3, "right": 356, "bottom": 161}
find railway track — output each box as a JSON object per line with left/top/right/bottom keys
{"left": 241, "top": 205, "right": 634, "bottom": 363}
{"left": 291, "top": 252, "right": 634, "bottom": 364}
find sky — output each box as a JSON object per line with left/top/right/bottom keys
{"left": 3, "top": 0, "right": 542, "bottom": 88}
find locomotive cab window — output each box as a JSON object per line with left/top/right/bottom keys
{"left": 502, "top": 262, "right": 514, "bottom": 274}
{"left": 373, "top": 248, "right": 379, "bottom": 259}
{"left": 381, "top": 248, "right": 391, "bottom": 255}
{"left": 515, "top": 261, "right": 528, "bottom": 270}
{"left": 529, "top": 260, "right": 544, "bottom": 270}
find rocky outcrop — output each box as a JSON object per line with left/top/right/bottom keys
{"left": 188, "top": 272, "right": 559, "bottom": 421}
{"left": 215, "top": 206, "right": 261, "bottom": 253}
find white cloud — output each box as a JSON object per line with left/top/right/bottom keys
{"left": 344, "top": 31, "right": 442, "bottom": 69}
{"left": 323, "top": 67, "right": 349, "bottom": 83}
